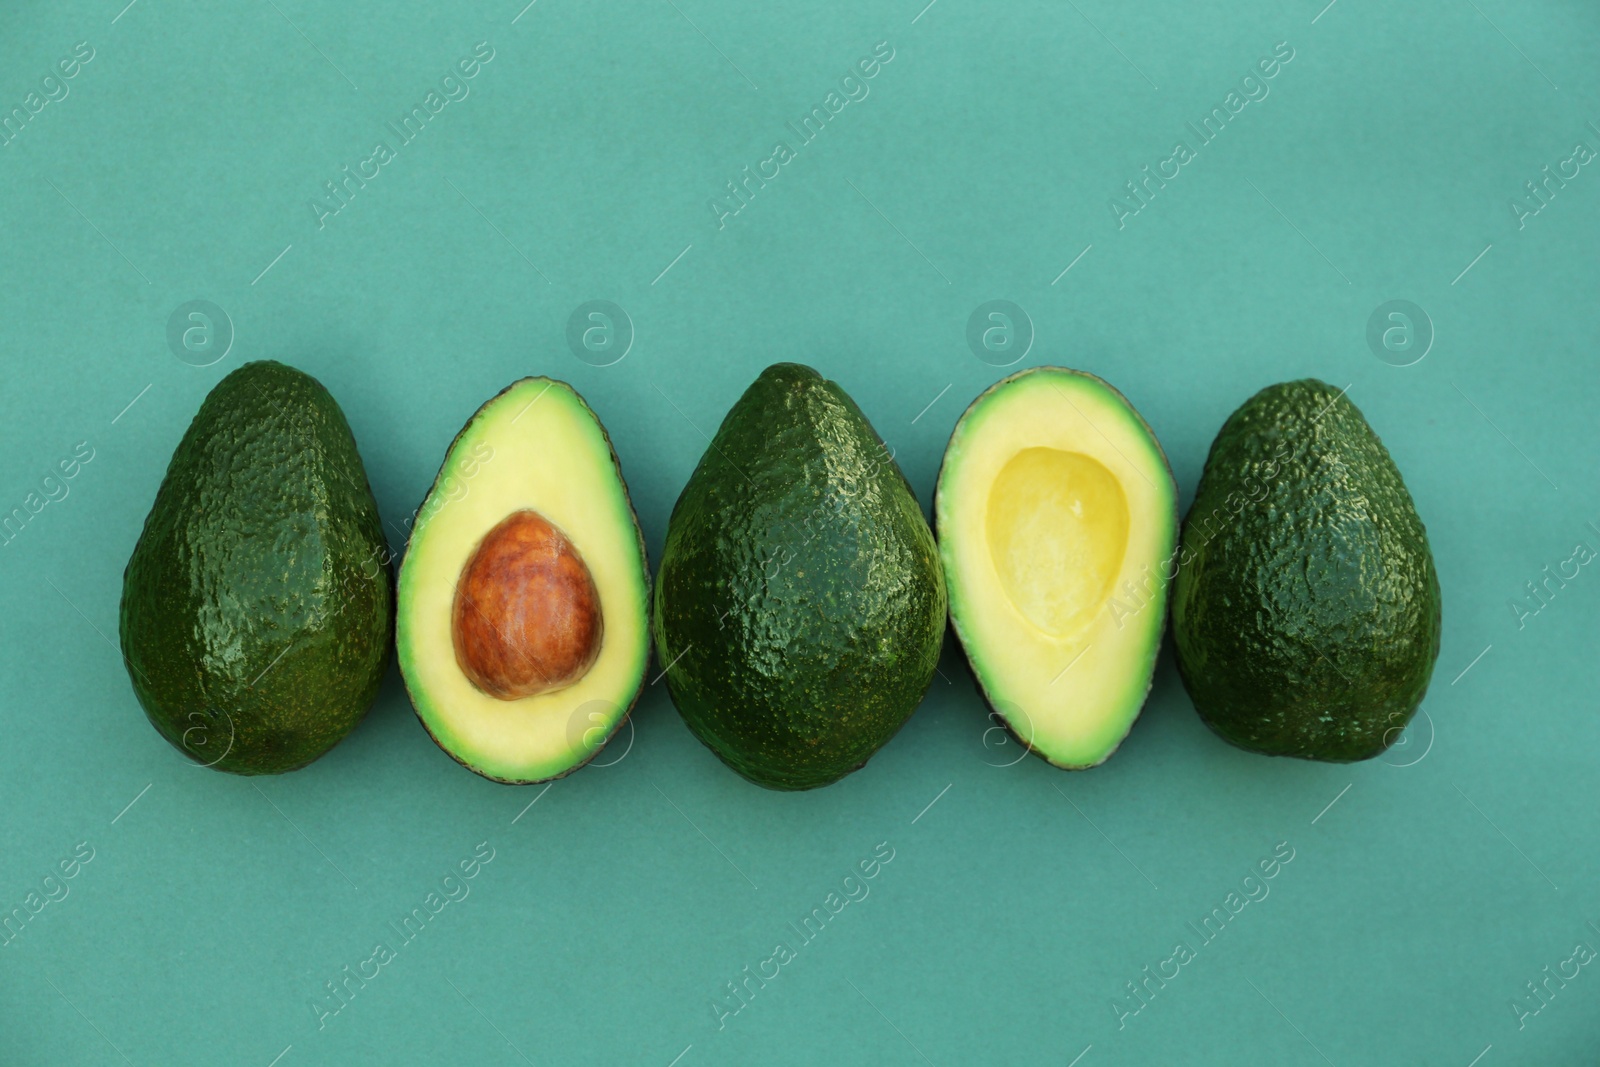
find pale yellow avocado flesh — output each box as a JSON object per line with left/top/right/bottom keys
{"left": 937, "top": 368, "right": 1176, "bottom": 768}
{"left": 396, "top": 379, "right": 650, "bottom": 783}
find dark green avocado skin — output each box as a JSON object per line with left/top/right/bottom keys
{"left": 119, "top": 361, "right": 393, "bottom": 775}
{"left": 651, "top": 363, "right": 946, "bottom": 790}
{"left": 1172, "top": 379, "right": 1441, "bottom": 762}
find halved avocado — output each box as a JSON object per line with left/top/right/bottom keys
{"left": 935, "top": 367, "right": 1177, "bottom": 768}
{"left": 396, "top": 378, "right": 650, "bottom": 783}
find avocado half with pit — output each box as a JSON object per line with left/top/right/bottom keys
{"left": 396, "top": 378, "right": 650, "bottom": 783}
{"left": 935, "top": 367, "right": 1177, "bottom": 768}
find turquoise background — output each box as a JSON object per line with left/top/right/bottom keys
{"left": 3, "top": 0, "right": 1598, "bottom": 1063}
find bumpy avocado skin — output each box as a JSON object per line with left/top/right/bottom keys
{"left": 119, "top": 361, "right": 393, "bottom": 775}
{"left": 1172, "top": 379, "right": 1441, "bottom": 762}
{"left": 652, "top": 363, "right": 947, "bottom": 790}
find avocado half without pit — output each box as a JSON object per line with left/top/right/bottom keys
{"left": 936, "top": 367, "right": 1178, "bottom": 769}
{"left": 396, "top": 378, "right": 650, "bottom": 783}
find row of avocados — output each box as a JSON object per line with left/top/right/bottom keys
{"left": 118, "top": 360, "right": 1441, "bottom": 785}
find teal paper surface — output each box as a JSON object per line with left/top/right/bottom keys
{"left": 2, "top": 0, "right": 1597, "bottom": 1063}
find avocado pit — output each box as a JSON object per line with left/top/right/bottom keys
{"left": 452, "top": 509, "right": 603, "bottom": 700}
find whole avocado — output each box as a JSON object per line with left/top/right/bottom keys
{"left": 1171, "top": 379, "right": 1441, "bottom": 761}
{"left": 652, "top": 363, "right": 947, "bottom": 790}
{"left": 119, "top": 361, "right": 393, "bottom": 774}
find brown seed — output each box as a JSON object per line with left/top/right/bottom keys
{"left": 451, "top": 509, "right": 603, "bottom": 700}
